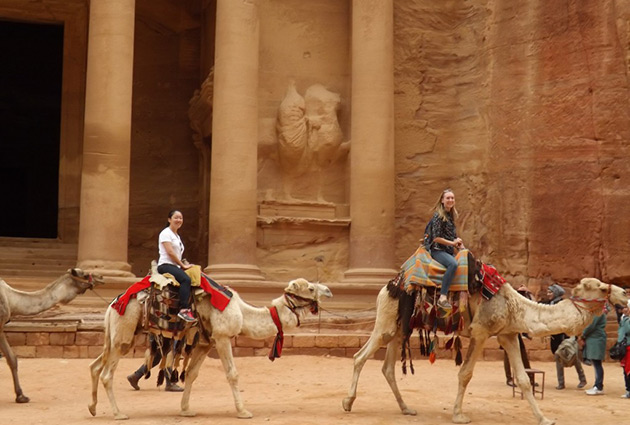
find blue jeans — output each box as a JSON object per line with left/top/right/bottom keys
{"left": 431, "top": 249, "right": 458, "bottom": 296}
{"left": 157, "top": 263, "right": 192, "bottom": 310}
{"left": 592, "top": 359, "right": 604, "bottom": 390}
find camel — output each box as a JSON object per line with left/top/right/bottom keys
{"left": 0, "top": 268, "right": 102, "bottom": 403}
{"left": 88, "top": 277, "right": 332, "bottom": 420}
{"left": 342, "top": 273, "right": 628, "bottom": 425}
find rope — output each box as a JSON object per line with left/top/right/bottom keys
{"left": 89, "top": 288, "right": 115, "bottom": 305}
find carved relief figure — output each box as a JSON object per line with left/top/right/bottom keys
{"left": 276, "top": 82, "right": 348, "bottom": 201}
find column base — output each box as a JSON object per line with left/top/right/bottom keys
{"left": 76, "top": 260, "right": 135, "bottom": 278}
{"left": 343, "top": 267, "right": 398, "bottom": 285}
{"left": 204, "top": 263, "right": 265, "bottom": 282}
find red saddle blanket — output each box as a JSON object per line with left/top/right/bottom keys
{"left": 111, "top": 272, "right": 232, "bottom": 315}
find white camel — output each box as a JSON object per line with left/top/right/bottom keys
{"left": 342, "top": 276, "right": 627, "bottom": 425}
{"left": 0, "top": 269, "right": 102, "bottom": 403}
{"left": 88, "top": 277, "right": 332, "bottom": 420}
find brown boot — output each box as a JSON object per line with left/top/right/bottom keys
{"left": 127, "top": 372, "right": 142, "bottom": 391}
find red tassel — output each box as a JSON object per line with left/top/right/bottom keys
{"left": 268, "top": 306, "right": 284, "bottom": 361}
{"left": 268, "top": 332, "right": 284, "bottom": 361}
{"left": 429, "top": 351, "right": 436, "bottom": 364}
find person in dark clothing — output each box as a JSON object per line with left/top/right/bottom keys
{"left": 542, "top": 283, "right": 587, "bottom": 390}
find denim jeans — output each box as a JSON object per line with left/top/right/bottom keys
{"left": 431, "top": 249, "right": 458, "bottom": 296}
{"left": 592, "top": 359, "right": 604, "bottom": 390}
{"left": 157, "top": 263, "right": 192, "bottom": 310}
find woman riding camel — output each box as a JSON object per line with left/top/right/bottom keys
{"left": 425, "top": 188, "right": 464, "bottom": 309}
{"left": 158, "top": 209, "right": 196, "bottom": 323}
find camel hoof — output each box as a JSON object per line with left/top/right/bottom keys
{"left": 402, "top": 407, "right": 417, "bottom": 416}
{"left": 540, "top": 419, "right": 555, "bottom": 425}
{"left": 453, "top": 413, "right": 471, "bottom": 424}
{"left": 180, "top": 410, "right": 197, "bottom": 417}
{"left": 114, "top": 413, "right": 129, "bottom": 420}
{"left": 88, "top": 404, "right": 96, "bottom": 417}
{"left": 342, "top": 397, "right": 355, "bottom": 412}
{"left": 237, "top": 409, "right": 253, "bottom": 419}
{"left": 16, "top": 394, "right": 30, "bottom": 403}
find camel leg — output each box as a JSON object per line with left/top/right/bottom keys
{"left": 88, "top": 353, "right": 105, "bottom": 416}
{"left": 342, "top": 328, "right": 396, "bottom": 412}
{"left": 452, "top": 335, "right": 487, "bottom": 424}
{"left": 180, "top": 342, "right": 212, "bottom": 417}
{"left": 214, "top": 337, "right": 253, "bottom": 418}
{"left": 0, "top": 332, "right": 30, "bottom": 403}
{"left": 100, "top": 350, "right": 128, "bottom": 420}
{"left": 498, "top": 334, "right": 555, "bottom": 425}
{"left": 381, "top": 333, "right": 417, "bottom": 415}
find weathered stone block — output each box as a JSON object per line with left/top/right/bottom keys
{"left": 236, "top": 336, "right": 265, "bottom": 348}
{"left": 292, "top": 335, "right": 315, "bottom": 348}
{"left": 233, "top": 347, "right": 255, "bottom": 357}
{"left": 26, "top": 332, "right": 50, "bottom": 346}
{"left": 12, "top": 345, "right": 36, "bottom": 358}
{"left": 6, "top": 332, "right": 26, "bottom": 346}
{"left": 50, "top": 332, "right": 76, "bottom": 346}
{"left": 75, "top": 331, "right": 104, "bottom": 346}
{"left": 36, "top": 345, "right": 64, "bottom": 358}
{"left": 315, "top": 335, "right": 338, "bottom": 348}
{"left": 63, "top": 345, "right": 87, "bottom": 358}
{"left": 483, "top": 348, "right": 504, "bottom": 361}
{"left": 337, "top": 335, "right": 360, "bottom": 348}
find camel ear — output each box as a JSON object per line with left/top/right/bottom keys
{"left": 70, "top": 268, "right": 85, "bottom": 278}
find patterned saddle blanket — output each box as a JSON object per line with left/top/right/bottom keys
{"left": 400, "top": 246, "right": 469, "bottom": 291}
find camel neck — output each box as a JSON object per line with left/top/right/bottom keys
{"left": 516, "top": 298, "right": 598, "bottom": 338}
{"left": 237, "top": 296, "right": 301, "bottom": 339}
{"left": 3, "top": 276, "right": 77, "bottom": 316}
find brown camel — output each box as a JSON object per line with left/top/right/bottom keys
{"left": 88, "top": 277, "right": 332, "bottom": 420}
{"left": 343, "top": 276, "right": 627, "bottom": 425}
{"left": 0, "top": 269, "right": 102, "bottom": 403}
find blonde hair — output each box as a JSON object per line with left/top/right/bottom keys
{"left": 432, "top": 188, "right": 458, "bottom": 221}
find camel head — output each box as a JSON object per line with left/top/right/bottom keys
{"left": 572, "top": 277, "right": 627, "bottom": 306}
{"left": 284, "top": 278, "right": 333, "bottom": 315}
{"left": 68, "top": 268, "right": 104, "bottom": 294}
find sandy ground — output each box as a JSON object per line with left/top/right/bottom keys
{"left": 1, "top": 356, "right": 628, "bottom": 425}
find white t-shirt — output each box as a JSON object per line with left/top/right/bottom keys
{"left": 157, "top": 227, "right": 184, "bottom": 266}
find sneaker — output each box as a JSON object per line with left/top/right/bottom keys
{"left": 127, "top": 373, "right": 141, "bottom": 391}
{"left": 577, "top": 381, "right": 587, "bottom": 389}
{"left": 585, "top": 386, "right": 604, "bottom": 396}
{"left": 177, "top": 309, "right": 197, "bottom": 323}
{"left": 621, "top": 392, "right": 630, "bottom": 399}
{"left": 437, "top": 298, "right": 452, "bottom": 309}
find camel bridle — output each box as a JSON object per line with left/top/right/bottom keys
{"left": 70, "top": 272, "right": 102, "bottom": 291}
{"left": 265, "top": 292, "right": 319, "bottom": 362}
{"left": 569, "top": 283, "right": 613, "bottom": 315}
{"left": 282, "top": 292, "right": 320, "bottom": 326}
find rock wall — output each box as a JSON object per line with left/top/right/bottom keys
{"left": 394, "top": 0, "right": 630, "bottom": 292}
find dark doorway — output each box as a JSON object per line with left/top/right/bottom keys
{"left": 0, "top": 20, "right": 63, "bottom": 238}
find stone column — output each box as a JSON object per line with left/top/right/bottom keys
{"left": 205, "top": 0, "right": 264, "bottom": 281}
{"left": 77, "top": 0, "right": 135, "bottom": 277}
{"left": 344, "top": 0, "right": 397, "bottom": 283}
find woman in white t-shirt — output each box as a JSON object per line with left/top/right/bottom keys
{"left": 157, "top": 209, "right": 196, "bottom": 322}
